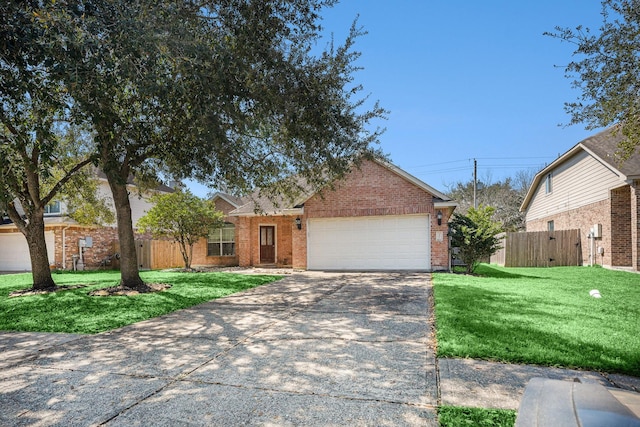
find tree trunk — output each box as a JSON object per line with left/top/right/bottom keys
{"left": 108, "top": 178, "right": 148, "bottom": 291}
{"left": 178, "top": 239, "right": 191, "bottom": 270}
{"left": 6, "top": 204, "right": 56, "bottom": 290}
{"left": 25, "top": 215, "right": 57, "bottom": 290}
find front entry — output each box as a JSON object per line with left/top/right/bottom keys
{"left": 260, "top": 226, "right": 276, "bottom": 264}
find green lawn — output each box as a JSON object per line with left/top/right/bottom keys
{"left": 433, "top": 264, "right": 640, "bottom": 376}
{"left": 0, "top": 270, "right": 280, "bottom": 334}
{"left": 438, "top": 406, "right": 517, "bottom": 427}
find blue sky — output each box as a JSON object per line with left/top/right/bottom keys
{"left": 188, "top": 1, "right": 606, "bottom": 197}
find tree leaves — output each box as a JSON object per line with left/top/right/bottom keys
{"left": 450, "top": 206, "right": 504, "bottom": 274}
{"left": 136, "top": 190, "right": 224, "bottom": 269}
{"left": 546, "top": 0, "right": 640, "bottom": 159}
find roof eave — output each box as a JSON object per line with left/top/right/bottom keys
{"left": 434, "top": 201, "right": 458, "bottom": 209}
{"left": 520, "top": 144, "right": 585, "bottom": 212}
{"left": 229, "top": 207, "right": 304, "bottom": 217}
{"left": 376, "top": 159, "right": 453, "bottom": 202}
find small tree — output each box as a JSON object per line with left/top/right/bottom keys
{"left": 449, "top": 205, "right": 504, "bottom": 274}
{"left": 137, "top": 190, "right": 224, "bottom": 270}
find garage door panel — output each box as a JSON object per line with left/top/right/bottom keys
{"left": 307, "top": 215, "right": 430, "bottom": 271}
{"left": 0, "top": 232, "right": 55, "bottom": 271}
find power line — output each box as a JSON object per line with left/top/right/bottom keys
{"left": 407, "top": 156, "right": 552, "bottom": 169}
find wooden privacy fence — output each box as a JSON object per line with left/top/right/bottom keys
{"left": 113, "top": 240, "right": 184, "bottom": 270}
{"left": 492, "top": 229, "right": 582, "bottom": 267}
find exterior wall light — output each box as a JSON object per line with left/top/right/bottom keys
{"left": 436, "top": 210, "right": 443, "bottom": 226}
{"left": 295, "top": 217, "right": 302, "bottom": 230}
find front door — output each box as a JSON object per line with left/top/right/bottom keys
{"left": 260, "top": 226, "right": 276, "bottom": 264}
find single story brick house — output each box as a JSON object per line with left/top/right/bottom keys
{"left": 0, "top": 176, "right": 173, "bottom": 271}
{"left": 191, "top": 159, "right": 457, "bottom": 271}
{"left": 521, "top": 126, "right": 640, "bottom": 270}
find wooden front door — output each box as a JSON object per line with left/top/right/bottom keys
{"left": 260, "top": 226, "right": 276, "bottom": 264}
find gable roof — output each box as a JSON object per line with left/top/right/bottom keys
{"left": 211, "top": 192, "right": 247, "bottom": 208}
{"left": 369, "top": 160, "right": 457, "bottom": 208}
{"left": 229, "top": 158, "right": 456, "bottom": 216}
{"left": 520, "top": 126, "right": 639, "bottom": 211}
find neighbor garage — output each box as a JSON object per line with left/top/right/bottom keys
{"left": 306, "top": 214, "right": 431, "bottom": 270}
{"left": 0, "top": 232, "right": 55, "bottom": 271}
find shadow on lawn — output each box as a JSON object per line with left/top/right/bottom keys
{"left": 474, "top": 265, "right": 542, "bottom": 280}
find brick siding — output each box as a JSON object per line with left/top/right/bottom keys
{"left": 611, "top": 186, "right": 632, "bottom": 267}
{"left": 190, "top": 198, "right": 240, "bottom": 267}
{"left": 198, "top": 160, "right": 451, "bottom": 271}
{"left": 526, "top": 199, "right": 611, "bottom": 267}
{"left": 526, "top": 183, "right": 640, "bottom": 269}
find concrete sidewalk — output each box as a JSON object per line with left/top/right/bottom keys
{"left": 1, "top": 271, "right": 638, "bottom": 426}
{"left": 438, "top": 357, "right": 640, "bottom": 411}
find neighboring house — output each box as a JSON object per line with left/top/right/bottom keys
{"left": 0, "top": 176, "right": 174, "bottom": 271}
{"left": 189, "top": 159, "right": 457, "bottom": 271}
{"left": 521, "top": 126, "right": 640, "bottom": 270}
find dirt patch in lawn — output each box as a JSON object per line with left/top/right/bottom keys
{"left": 89, "top": 283, "right": 172, "bottom": 296}
{"left": 9, "top": 284, "right": 88, "bottom": 297}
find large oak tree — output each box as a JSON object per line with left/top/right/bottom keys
{"left": 0, "top": 3, "right": 98, "bottom": 290}
{"left": 30, "top": 0, "right": 384, "bottom": 291}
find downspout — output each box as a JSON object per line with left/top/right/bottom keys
{"left": 587, "top": 230, "right": 595, "bottom": 267}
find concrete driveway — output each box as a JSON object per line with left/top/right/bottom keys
{"left": 0, "top": 272, "right": 438, "bottom": 426}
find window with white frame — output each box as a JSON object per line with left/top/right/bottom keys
{"left": 547, "top": 220, "right": 554, "bottom": 232}
{"left": 545, "top": 173, "right": 553, "bottom": 194}
{"left": 208, "top": 223, "right": 235, "bottom": 256}
{"left": 44, "top": 201, "right": 61, "bottom": 215}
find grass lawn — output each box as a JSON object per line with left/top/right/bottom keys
{"left": 433, "top": 264, "right": 640, "bottom": 376}
{"left": 438, "top": 406, "right": 516, "bottom": 427}
{"left": 0, "top": 270, "right": 281, "bottom": 334}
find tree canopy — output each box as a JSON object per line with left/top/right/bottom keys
{"left": 546, "top": 0, "right": 640, "bottom": 159}
{"left": 2, "top": 1, "right": 385, "bottom": 290}
{"left": 446, "top": 169, "right": 534, "bottom": 232}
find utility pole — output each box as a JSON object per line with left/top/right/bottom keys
{"left": 473, "top": 158, "right": 477, "bottom": 209}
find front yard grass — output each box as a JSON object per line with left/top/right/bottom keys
{"left": 438, "top": 406, "right": 517, "bottom": 427}
{"left": 0, "top": 270, "right": 280, "bottom": 334}
{"left": 433, "top": 264, "right": 640, "bottom": 376}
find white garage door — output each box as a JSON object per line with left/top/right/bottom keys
{"left": 307, "top": 215, "right": 430, "bottom": 271}
{"left": 0, "top": 232, "right": 55, "bottom": 271}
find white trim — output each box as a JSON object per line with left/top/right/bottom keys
{"left": 230, "top": 207, "right": 303, "bottom": 217}
{"left": 207, "top": 223, "right": 236, "bottom": 257}
{"left": 434, "top": 201, "right": 458, "bottom": 209}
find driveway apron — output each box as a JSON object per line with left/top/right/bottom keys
{"left": 0, "top": 272, "right": 438, "bottom": 426}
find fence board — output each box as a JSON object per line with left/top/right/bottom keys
{"left": 500, "top": 229, "right": 582, "bottom": 267}
{"left": 151, "top": 240, "right": 184, "bottom": 269}
{"left": 135, "top": 240, "right": 152, "bottom": 270}
{"left": 113, "top": 240, "right": 184, "bottom": 270}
